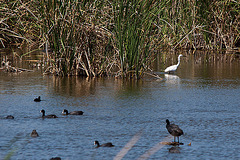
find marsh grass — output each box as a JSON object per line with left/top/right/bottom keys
{"left": 0, "top": 0, "right": 32, "bottom": 47}
{"left": 39, "top": 0, "right": 114, "bottom": 76}
{"left": 154, "top": 0, "right": 240, "bottom": 50}
{"left": 113, "top": 0, "right": 164, "bottom": 78}
{"left": 0, "top": 0, "right": 239, "bottom": 78}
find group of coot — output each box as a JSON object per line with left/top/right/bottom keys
{"left": 3, "top": 108, "right": 84, "bottom": 119}
{"left": 92, "top": 119, "right": 184, "bottom": 147}
{"left": 39, "top": 109, "right": 84, "bottom": 118}
{"left": 33, "top": 96, "right": 114, "bottom": 148}
{"left": 33, "top": 96, "right": 84, "bottom": 118}
{"left": 34, "top": 96, "right": 184, "bottom": 144}
{"left": 4, "top": 96, "right": 184, "bottom": 159}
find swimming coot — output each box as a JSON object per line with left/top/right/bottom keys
{"left": 166, "top": 119, "right": 184, "bottom": 143}
{"left": 40, "top": 109, "right": 58, "bottom": 118}
{"left": 6, "top": 115, "right": 14, "bottom": 119}
{"left": 94, "top": 141, "right": 114, "bottom": 148}
{"left": 34, "top": 96, "right": 41, "bottom": 102}
{"left": 62, "top": 109, "right": 83, "bottom": 115}
{"left": 31, "top": 129, "right": 39, "bottom": 137}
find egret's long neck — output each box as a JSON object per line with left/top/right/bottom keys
{"left": 177, "top": 56, "right": 181, "bottom": 66}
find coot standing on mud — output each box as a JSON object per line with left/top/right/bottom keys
{"left": 166, "top": 119, "right": 184, "bottom": 143}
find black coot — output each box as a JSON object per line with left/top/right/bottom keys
{"left": 40, "top": 109, "right": 58, "bottom": 118}
{"left": 34, "top": 96, "right": 41, "bottom": 102}
{"left": 6, "top": 115, "right": 14, "bottom": 119}
{"left": 62, "top": 109, "right": 83, "bottom": 115}
{"left": 94, "top": 141, "right": 114, "bottom": 148}
{"left": 31, "top": 129, "right": 39, "bottom": 137}
{"left": 166, "top": 119, "right": 184, "bottom": 143}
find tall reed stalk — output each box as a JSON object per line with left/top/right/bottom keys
{"left": 113, "top": 0, "right": 163, "bottom": 79}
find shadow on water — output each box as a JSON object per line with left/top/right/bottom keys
{"left": 1, "top": 49, "right": 240, "bottom": 159}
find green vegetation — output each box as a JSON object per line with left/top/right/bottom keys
{"left": 0, "top": 0, "right": 239, "bottom": 78}
{"left": 113, "top": 0, "right": 164, "bottom": 78}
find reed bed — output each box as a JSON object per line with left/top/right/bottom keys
{"left": 39, "top": 0, "right": 115, "bottom": 77}
{"left": 0, "top": 0, "right": 239, "bottom": 78}
{"left": 113, "top": 0, "right": 164, "bottom": 78}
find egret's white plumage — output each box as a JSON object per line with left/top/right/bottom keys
{"left": 164, "top": 54, "right": 183, "bottom": 73}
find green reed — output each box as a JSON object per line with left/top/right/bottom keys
{"left": 113, "top": 0, "right": 163, "bottom": 78}
{"left": 0, "top": 0, "right": 239, "bottom": 78}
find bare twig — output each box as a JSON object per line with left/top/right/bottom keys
{"left": 173, "top": 25, "right": 205, "bottom": 50}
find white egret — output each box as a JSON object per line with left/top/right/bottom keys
{"left": 164, "top": 54, "right": 183, "bottom": 73}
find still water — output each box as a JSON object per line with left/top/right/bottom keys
{"left": 0, "top": 52, "right": 240, "bottom": 160}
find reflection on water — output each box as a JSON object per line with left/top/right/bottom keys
{"left": 164, "top": 74, "right": 180, "bottom": 85}
{"left": 48, "top": 76, "right": 98, "bottom": 97}
{"left": 1, "top": 50, "right": 240, "bottom": 160}
{"left": 45, "top": 76, "right": 145, "bottom": 98}
{"left": 168, "top": 146, "right": 181, "bottom": 153}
